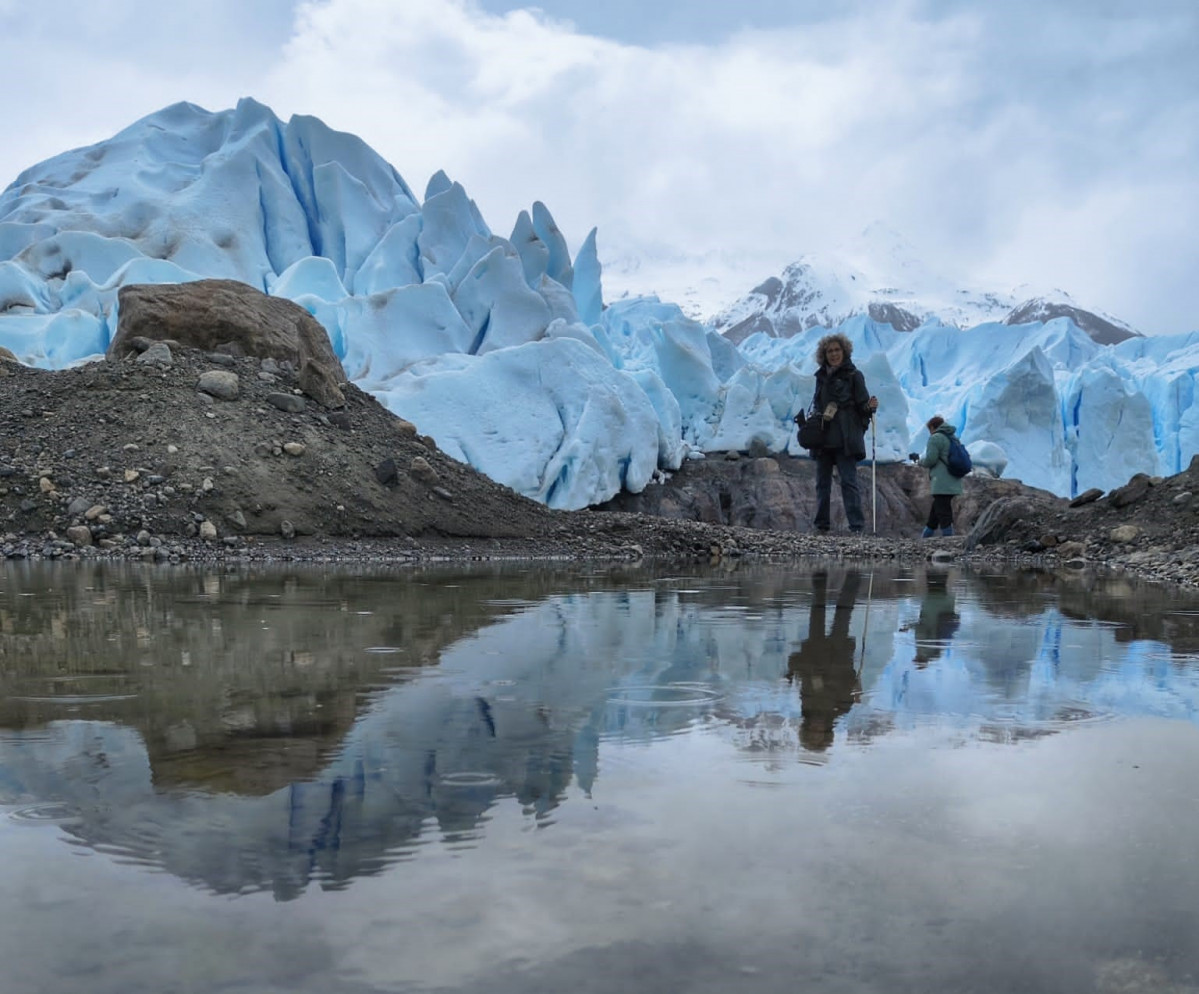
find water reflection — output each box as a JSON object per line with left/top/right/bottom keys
{"left": 785, "top": 569, "right": 863, "bottom": 752}
{"left": 2, "top": 560, "right": 1199, "bottom": 904}
{"left": 912, "top": 569, "right": 959, "bottom": 667}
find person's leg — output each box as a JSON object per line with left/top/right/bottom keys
{"left": 814, "top": 454, "right": 834, "bottom": 531}
{"left": 928, "top": 495, "right": 951, "bottom": 533}
{"left": 937, "top": 494, "right": 955, "bottom": 535}
{"left": 922, "top": 499, "right": 939, "bottom": 537}
{"left": 836, "top": 452, "right": 864, "bottom": 532}
{"left": 831, "top": 569, "right": 861, "bottom": 636}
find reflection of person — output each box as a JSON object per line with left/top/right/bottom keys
{"left": 786, "top": 570, "right": 863, "bottom": 751}
{"left": 913, "top": 571, "right": 959, "bottom": 667}
{"left": 913, "top": 415, "right": 963, "bottom": 537}
{"left": 811, "top": 333, "right": 879, "bottom": 534}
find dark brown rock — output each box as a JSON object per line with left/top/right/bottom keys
{"left": 111, "top": 280, "right": 347, "bottom": 408}
{"left": 1069, "top": 488, "right": 1103, "bottom": 507}
{"left": 964, "top": 495, "right": 1058, "bottom": 549}
{"left": 266, "top": 392, "right": 306, "bottom": 414}
{"left": 375, "top": 458, "right": 398, "bottom": 486}
{"left": 1108, "top": 474, "right": 1152, "bottom": 508}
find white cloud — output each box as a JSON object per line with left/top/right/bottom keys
{"left": 0, "top": 0, "right": 1195, "bottom": 332}
{"left": 255, "top": 0, "right": 1196, "bottom": 331}
{"left": 0, "top": 1, "right": 290, "bottom": 185}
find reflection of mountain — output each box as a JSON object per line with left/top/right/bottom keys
{"left": 0, "top": 562, "right": 558, "bottom": 794}
{"left": 2, "top": 562, "right": 1199, "bottom": 900}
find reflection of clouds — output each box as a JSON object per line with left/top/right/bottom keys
{"left": 3, "top": 569, "right": 1199, "bottom": 900}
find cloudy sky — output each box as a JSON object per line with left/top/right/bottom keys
{"left": 0, "top": 0, "right": 1195, "bottom": 332}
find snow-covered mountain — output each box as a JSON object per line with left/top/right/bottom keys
{"left": 713, "top": 228, "right": 1141, "bottom": 347}
{"left": 598, "top": 240, "right": 780, "bottom": 322}
{"left": 0, "top": 100, "right": 1194, "bottom": 509}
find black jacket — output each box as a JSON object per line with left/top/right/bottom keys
{"left": 813, "top": 360, "right": 872, "bottom": 460}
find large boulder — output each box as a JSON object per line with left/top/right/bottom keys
{"left": 110, "top": 280, "right": 347, "bottom": 408}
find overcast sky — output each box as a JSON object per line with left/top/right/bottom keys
{"left": 0, "top": 0, "right": 1195, "bottom": 332}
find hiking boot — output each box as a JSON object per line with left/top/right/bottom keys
{"left": 941, "top": 526, "right": 955, "bottom": 537}
{"left": 921, "top": 527, "right": 935, "bottom": 538}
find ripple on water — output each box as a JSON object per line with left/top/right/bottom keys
{"left": 6, "top": 694, "right": 138, "bottom": 705}
{"left": 606, "top": 683, "right": 723, "bottom": 708}
{"left": 8, "top": 802, "right": 82, "bottom": 826}
{"left": 1047, "top": 703, "right": 1116, "bottom": 728}
{"left": 437, "top": 771, "right": 503, "bottom": 789}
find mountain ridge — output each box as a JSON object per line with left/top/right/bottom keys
{"left": 711, "top": 249, "right": 1141, "bottom": 346}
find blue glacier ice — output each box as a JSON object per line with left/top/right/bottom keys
{"left": 1, "top": 99, "right": 1196, "bottom": 508}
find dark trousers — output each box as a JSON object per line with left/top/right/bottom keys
{"left": 814, "top": 450, "right": 864, "bottom": 532}
{"left": 926, "top": 494, "right": 954, "bottom": 530}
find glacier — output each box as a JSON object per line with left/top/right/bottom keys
{"left": 1, "top": 98, "right": 1195, "bottom": 508}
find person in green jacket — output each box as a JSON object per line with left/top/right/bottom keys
{"left": 913, "top": 570, "right": 959, "bottom": 665}
{"left": 913, "top": 415, "right": 963, "bottom": 537}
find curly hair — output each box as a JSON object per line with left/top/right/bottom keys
{"left": 815, "top": 332, "right": 854, "bottom": 367}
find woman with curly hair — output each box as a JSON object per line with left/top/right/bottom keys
{"left": 809, "top": 332, "right": 878, "bottom": 533}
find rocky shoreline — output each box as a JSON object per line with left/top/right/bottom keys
{"left": 0, "top": 505, "right": 1192, "bottom": 598}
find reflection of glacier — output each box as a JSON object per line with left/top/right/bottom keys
{"left": 2, "top": 576, "right": 1199, "bottom": 899}
{"left": 863, "top": 609, "right": 1199, "bottom": 735}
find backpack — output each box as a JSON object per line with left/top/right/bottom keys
{"left": 944, "top": 434, "right": 972, "bottom": 478}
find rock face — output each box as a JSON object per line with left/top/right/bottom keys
{"left": 594, "top": 455, "right": 1043, "bottom": 537}
{"left": 110, "top": 280, "right": 347, "bottom": 408}
{"left": 1004, "top": 297, "right": 1139, "bottom": 346}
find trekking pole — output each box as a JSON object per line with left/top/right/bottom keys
{"left": 870, "top": 414, "right": 877, "bottom": 534}
{"left": 857, "top": 570, "right": 874, "bottom": 676}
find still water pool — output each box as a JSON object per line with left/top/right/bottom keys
{"left": 1, "top": 561, "right": 1198, "bottom": 994}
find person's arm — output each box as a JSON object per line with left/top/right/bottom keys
{"left": 852, "top": 371, "right": 877, "bottom": 426}
{"left": 918, "top": 434, "right": 943, "bottom": 469}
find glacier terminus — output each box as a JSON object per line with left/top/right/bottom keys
{"left": 1, "top": 99, "right": 1195, "bottom": 509}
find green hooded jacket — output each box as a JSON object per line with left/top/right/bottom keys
{"left": 919, "top": 423, "right": 965, "bottom": 496}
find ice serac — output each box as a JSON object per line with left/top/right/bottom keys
{"left": 531, "top": 201, "right": 573, "bottom": 290}
{"left": 601, "top": 298, "right": 723, "bottom": 451}
{"left": 339, "top": 282, "right": 473, "bottom": 384}
{"left": 967, "top": 441, "right": 1008, "bottom": 479}
{"left": 417, "top": 175, "right": 492, "bottom": 284}
{"left": 1065, "top": 365, "right": 1158, "bottom": 494}
{"left": 452, "top": 245, "right": 553, "bottom": 354}
{"left": 964, "top": 346, "right": 1070, "bottom": 494}
{"left": 372, "top": 338, "right": 660, "bottom": 510}
{"left": 511, "top": 209, "right": 550, "bottom": 288}
{"left": 352, "top": 214, "right": 423, "bottom": 295}
{"left": 572, "top": 228, "right": 603, "bottom": 327}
